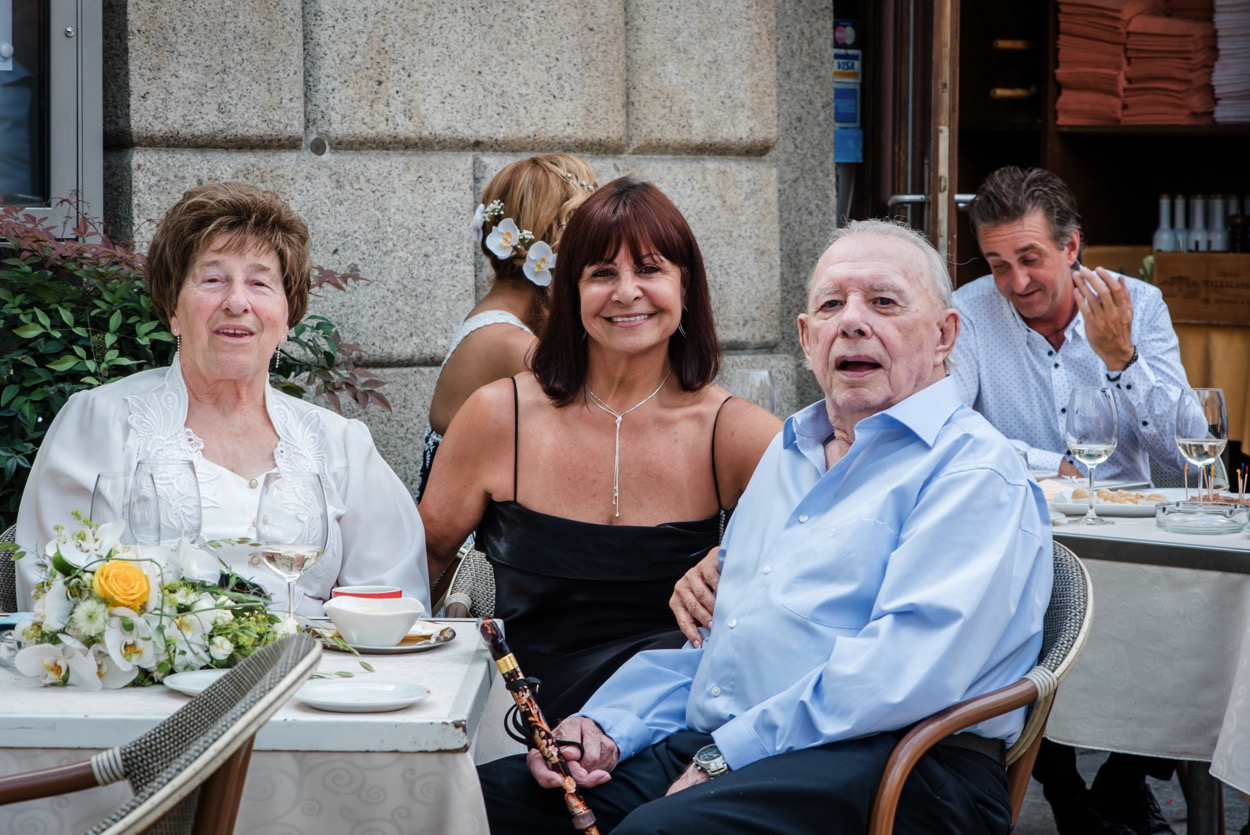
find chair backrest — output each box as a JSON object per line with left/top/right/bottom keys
{"left": 85, "top": 632, "right": 321, "bottom": 835}
{"left": 0, "top": 523, "right": 17, "bottom": 613}
{"left": 1001, "top": 541, "right": 1094, "bottom": 816}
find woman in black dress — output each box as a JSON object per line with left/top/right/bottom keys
{"left": 421, "top": 178, "right": 779, "bottom": 721}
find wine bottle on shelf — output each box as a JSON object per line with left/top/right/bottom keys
{"left": 1188, "top": 195, "right": 1208, "bottom": 252}
{"left": 1173, "top": 195, "right": 1189, "bottom": 252}
{"left": 1152, "top": 195, "right": 1178, "bottom": 252}
{"left": 1209, "top": 196, "right": 1229, "bottom": 253}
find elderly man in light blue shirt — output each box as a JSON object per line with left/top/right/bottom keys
{"left": 478, "top": 219, "right": 1053, "bottom": 834}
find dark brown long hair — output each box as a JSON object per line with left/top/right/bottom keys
{"left": 531, "top": 177, "right": 720, "bottom": 406}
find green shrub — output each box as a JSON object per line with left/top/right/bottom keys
{"left": 0, "top": 201, "right": 389, "bottom": 529}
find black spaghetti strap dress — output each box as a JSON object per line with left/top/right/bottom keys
{"left": 474, "top": 379, "right": 731, "bottom": 722}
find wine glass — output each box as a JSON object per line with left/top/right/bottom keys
{"left": 130, "top": 459, "right": 202, "bottom": 546}
{"left": 1064, "top": 387, "right": 1119, "bottom": 526}
{"left": 1175, "top": 388, "right": 1228, "bottom": 501}
{"left": 255, "top": 472, "right": 328, "bottom": 619}
{"left": 91, "top": 472, "right": 134, "bottom": 525}
{"left": 724, "top": 368, "right": 777, "bottom": 414}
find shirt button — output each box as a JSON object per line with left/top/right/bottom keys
{"left": 1053, "top": 363, "right": 1059, "bottom": 369}
{"left": 249, "top": 554, "right": 261, "bottom": 566}
{"left": 1060, "top": 407, "right": 1066, "bottom": 414}
{"left": 1125, "top": 384, "right": 1132, "bottom": 390}
{"left": 248, "top": 478, "right": 258, "bottom": 489}
{"left": 1047, "top": 350, "right": 1054, "bottom": 357}
{"left": 727, "top": 618, "right": 738, "bottom": 628}
{"left": 762, "top": 565, "right": 773, "bottom": 574}
{"left": 1142, "top": 420, "right": 1148, "bottom": 427}
{"left": 710, "top": 686, "right": 722, "bottom": 697}
{"left": 798, "top": 514, "right": 809, "bottom": 523}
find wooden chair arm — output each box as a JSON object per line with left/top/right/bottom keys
{"left": 867, "top": 678, "right": 1040, "bottom": 835}
{"left": 0, "top": 760, "right": 99, "bottom": 805}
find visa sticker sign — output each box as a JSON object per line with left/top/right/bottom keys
{"left": 834, "top": 49, "right": 862, "bottom": 83}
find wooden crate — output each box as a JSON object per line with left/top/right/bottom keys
{"left": 1153, "top": 253, "right": 1250, "bottom": 327}
{"left": 1083, "top": 246, "right": 1151, "bottom": 279}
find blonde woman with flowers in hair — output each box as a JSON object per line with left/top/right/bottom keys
{"left": 416, "top": 154, "right": 600, "bottom": 503}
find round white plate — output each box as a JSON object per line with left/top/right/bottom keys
{"left": 163, "top": 668, "right": 230, "bottom": 697}
{"left": 1050, "top": 487, "right": 1188, "bottom": 517}
{"left": 295, "top": 680, "right": 431, "bottom": 713}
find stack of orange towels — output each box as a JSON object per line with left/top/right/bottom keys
{"left": 1123, "top": 11, "right": 1218, "bottom": 123}
{"left": 1056, "top": 0, "right": 1163, "bottom": 124}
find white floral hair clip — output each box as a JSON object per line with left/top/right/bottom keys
{"left": 561, "top": 170, "right": 596, "bottom": 193}
{"left": 476, "top": 199, "right": 552, "bottom": 286}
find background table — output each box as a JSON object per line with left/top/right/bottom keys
{"left": 1051, "top": 515, "right": 1250, "bottom": 833}
{"left": 0, "top": 619, "right": 516, "bottom": 834}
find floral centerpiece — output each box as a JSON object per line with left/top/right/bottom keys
{"left": 9, "top": 514, "right": 296, "bottom": 689}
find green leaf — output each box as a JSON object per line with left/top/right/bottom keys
{"left": 13, "top": 323, "right": 43, "bottom": 338}
{"left": 108, "top": 309, "right": 122, "bottom": 332}
{"left": 47, "top": 355, "right": 79, "bottom": 372}
{"left": 0, "top": 385, "right": 16, "bottom": 407}
{"left": 34, "top": 308, "right": 51, "bottom": 328}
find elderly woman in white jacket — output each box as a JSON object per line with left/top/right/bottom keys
{"left": 15, "top": 181, "right": 428, "bottom": 615}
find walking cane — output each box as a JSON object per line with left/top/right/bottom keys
{"left": 478, "top": 618, "right": 600, "bottom": 834}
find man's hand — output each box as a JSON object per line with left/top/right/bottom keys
{"left": 1071, "top": 265, "right": 1134, "bottom": 372}
{"left": 1058, "top": 459, "right": 1082, "bottom": 478}
{"left": 670, "top": 546, "right": 721, "bottom": 647}
{"left": 526, "top": 716, "right": 619, "bottom": 790}
{"left": 665, "top": 763, "right": 710, "bottom": 796}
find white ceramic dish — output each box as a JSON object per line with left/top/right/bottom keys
{"left": 295, "top": 680, "right": 431, "bottom": 713}
{"left": 1050, "top": 488, "right": 1187, "bottom": 518}
{"left": 322, "top": 596, "right": 425, "bottom": 647}
{"left": 162, "top": 668, "right": 230, "bottom": 697}
{"left": 324, "top": 621, "right": 456, "bottom": 655}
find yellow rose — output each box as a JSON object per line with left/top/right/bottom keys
{"left": 92, "top": 560, "right": 151, "bottom": 610}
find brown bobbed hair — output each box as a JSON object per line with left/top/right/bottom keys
{"left": 146, "top": 181, "right": 313, "bottom": 329}
{"left": 531, "top": 177, "right": 721, "bottom": 406}
{"left": 479, "top": 154, "right": 599, "bottom": 287}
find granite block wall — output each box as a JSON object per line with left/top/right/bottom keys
{"left": 101, "top": 0, "right": 834, "bottom": 494}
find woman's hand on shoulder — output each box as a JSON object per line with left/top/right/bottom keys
{"left": 714, "top": 395, "right": 782, "bottom": 506}
{"left": 670, "top": 546, "right": 721, "bottom": 647}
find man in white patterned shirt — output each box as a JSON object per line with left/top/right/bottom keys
{"left": 952, "top": 165, "right": 1185, "bottom": 835}
{"left": 952, "top": 165, "right": 1190, "bottom": 485}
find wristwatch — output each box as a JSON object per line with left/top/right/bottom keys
{"left": 692, "top": 743, "right": 731, "bottom": 778}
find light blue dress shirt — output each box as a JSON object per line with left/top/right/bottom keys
{"left": 951, "top": 273, "right": 1191, "bottom": 482}
{"left": 582, "top": 378, "right": 1053, "bottom": 771}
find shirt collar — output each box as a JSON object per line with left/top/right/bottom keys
{"left": 783, "top": 376, "right": 962, "bottom": 458}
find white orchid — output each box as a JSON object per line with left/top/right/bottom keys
{"left": 523, "top": 241, "right": 556, "bottom": 287}
{"left": 174, "top": 538, "right": 222, "bottom": 584}
{"left": 471, "top": 203, "right": 486, "bottom": 245}
{"left": 104, "top": 607, "right": 156, "bottom": 671}
{"left": 486, "top": 218, "right": 521, "bottom": 259}
{"left": 15, "top": 643, "right": 99, "bottom": 688}
{"left": 41, "top": 575, "right": 74, "bottom": 632}
{"left": 166, "top": 610, "right": 212, "bottom": 672}
{"left": 47, "top": 520, "right": 125, "bottom": 571}
{"left": 90, "top": 643, "right": 139, "bottom": 689}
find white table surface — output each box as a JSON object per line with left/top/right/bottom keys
{"left": 1050, "top": 514, "right": 1250, "bottom": 800}
{"left": 0, "top": 618, "right": 521, "bottom": 834}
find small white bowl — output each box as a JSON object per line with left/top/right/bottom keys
{"left": 322, "top": 596, "right": 425, "bottom": 647}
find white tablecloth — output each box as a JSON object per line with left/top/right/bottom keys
{"left": 1052, "top": 517, "right": 1250, "bottom": 797}
{"left": 0, "top": 619, "right": 524, "bottom": 834}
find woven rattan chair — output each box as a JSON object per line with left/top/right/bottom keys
{"left": 0, "top": 632, "right": 321, "bottom": 835}
{"left": 868, "top": 541, "right": 1094, "bottom": 834}
{"left": 0, "top": 523, "right": 17, "bottom": 613}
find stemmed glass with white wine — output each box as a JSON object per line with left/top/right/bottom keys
{"left": 1175, "top": 387, "right": 1227, "bottom": 501}
{"left": 129, "top": 459, "right": 202, "bottom": 547}
{"left": 256, "top": 471, "right": 328, "bottom": 619}
{"left": 1064, "top": 387, "right": 1119, "bottom": 526}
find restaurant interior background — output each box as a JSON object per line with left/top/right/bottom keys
{"left": 834, "top": 0, "right": 1250, "bottom": 478}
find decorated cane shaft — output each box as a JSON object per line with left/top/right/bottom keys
{"left": 478, "top": 618, "right": 600, "bottom": 834}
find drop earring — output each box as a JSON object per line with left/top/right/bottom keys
{"left": 175, "top": 333, "right": 181, "bottom": 354}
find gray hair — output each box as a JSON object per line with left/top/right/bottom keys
{"left": 810, "top": 218, "right": 953, "bottom": 310}
{"left": 806, "top": 218, "right": 956, "bottom": 372}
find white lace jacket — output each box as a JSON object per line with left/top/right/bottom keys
{"left": 15, "top": 360, "right": 429, "bottom": 615}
